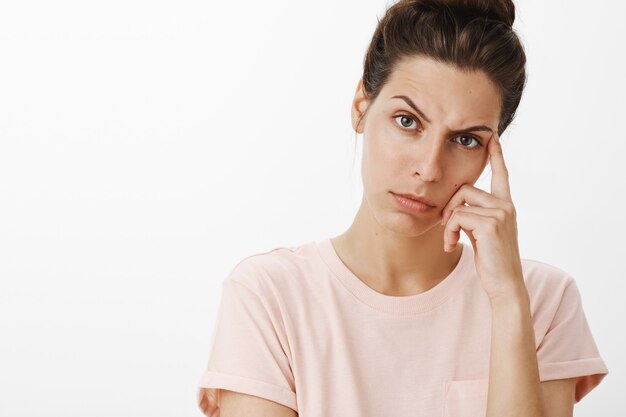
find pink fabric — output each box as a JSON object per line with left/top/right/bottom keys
{"left": 197, "top": 238, "right": 608, "bottom": 416}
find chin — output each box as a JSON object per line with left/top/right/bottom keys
{"left": 378, "top": 210, "right": 441, "bottom": 237}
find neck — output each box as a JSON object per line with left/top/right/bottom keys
{"left": 331, "top": 197, "right": 463, "bottom": 296}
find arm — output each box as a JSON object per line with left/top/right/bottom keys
{"left": 219, "top": 389, "right": 298, "bottom": 417}
{"left": 486, "top": 281, "right": 575, "bottom": 417}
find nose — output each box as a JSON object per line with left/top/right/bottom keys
{"left": 413, "top": 133, "right": 445, "bottom": 182}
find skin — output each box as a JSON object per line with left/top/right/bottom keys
{"left": 331, "top": 54, "right": 501, "bottom": 296}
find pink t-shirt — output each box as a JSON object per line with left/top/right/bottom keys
{"left": 197, "top": 238, "right": 608, "bottom": 416}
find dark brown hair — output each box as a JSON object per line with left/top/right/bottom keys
{"left": 355, "top": 0, "right": 526, "bottom": 138}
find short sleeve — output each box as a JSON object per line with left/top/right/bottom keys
{"left": 197, "top": 277, "right": 297, "bottom": 417}
{"left": 536, "top": 278, "right": 608, "bottom": 403}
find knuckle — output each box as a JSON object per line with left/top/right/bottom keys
{"left": 504, "top": 201, "right": 515, "bottom": 213}
{"left": 504, "top": 202, "right": 517, "bottom": 219}
{"left": 485, "top": 218, "right": 498, "bottom": 231}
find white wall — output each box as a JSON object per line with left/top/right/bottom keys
{"left": 0, "top": 0, "right": 622, "bottom": 415}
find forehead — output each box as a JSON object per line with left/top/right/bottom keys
{"left": 381, "top": 55, "right": 501, "bottom": 124}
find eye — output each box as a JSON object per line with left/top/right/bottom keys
{"left": 393, "top": 114, "right": 420, "bottom": 130}
{"left": 393, "top": 113, "right": 483, "bottom": 151}
{"left": 452, "top": 134, "right": 483, "bottom": 150}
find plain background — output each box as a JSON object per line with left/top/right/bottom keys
{"left": 0, "top": 0, "right": 623, "bottom": 415}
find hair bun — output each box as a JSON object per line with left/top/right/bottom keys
{"left": 403, "top": 0, "right": 516, "bottom": 28}
{"left": 453, "top": 0, "right": 515, "bottom": 28}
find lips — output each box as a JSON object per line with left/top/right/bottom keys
{"left": 391, "top": 192, "right": 436, "bottom": 207}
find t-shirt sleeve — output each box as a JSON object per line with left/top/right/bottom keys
{"left": 196, "top": 275, "right": 297, "bottom": 417}
{"left": 535, "top": 277, "right": 608, "bottom": 403}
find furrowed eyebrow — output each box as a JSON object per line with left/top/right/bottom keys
{"left": 391, "top": 95, "right": 495, "bottom": 135}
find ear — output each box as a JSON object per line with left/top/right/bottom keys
{"left": 351, "top": 78, "right": 369, "bottom": 134}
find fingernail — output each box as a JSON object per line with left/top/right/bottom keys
{"left": 494, "top": 134, "right": 500, "bottom": 143}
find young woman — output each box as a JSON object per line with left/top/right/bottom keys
{"left": 197, "top": 1, "right": 609, "bottom": 416}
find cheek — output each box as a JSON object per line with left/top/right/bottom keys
{"left": 362, "top": 139, "right": 399, "bottom": 192}
{"left": 467, "top": 159, "right": 487, "bottom": 182}
{"left": 447, "top": 162, "right": 484, "bottom": 191}
{"left": 364, "top": 123, "right": 396, "bottom": 164}
{"left": 372, "top": 124, "right": 410, "bottom": 167}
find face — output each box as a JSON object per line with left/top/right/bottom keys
{"left": 351, "top": 55, "right": 501, "bottom": 236}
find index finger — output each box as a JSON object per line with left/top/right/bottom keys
{"left": 488, "top": 132, "right": 512, "bottom": 202}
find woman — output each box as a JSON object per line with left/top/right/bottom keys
{"left": 197, "top": 1, "right": 609, "bottom": 416}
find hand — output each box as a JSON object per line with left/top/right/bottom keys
{"left": 440, "top": 133, "right": 524, "bottom": 300}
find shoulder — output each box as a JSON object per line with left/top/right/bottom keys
{"left": 520, "top": 257, "right": 575, "bottom": 293}
{"left": 224, "top": 240, "right": 317, "bottom": 298}
{"left": 519, "top": 256, "right": 581, "bottom": 318}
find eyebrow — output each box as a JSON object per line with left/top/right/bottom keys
{"left": 391, "top": 95, "right": 495, "bottom": 135}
